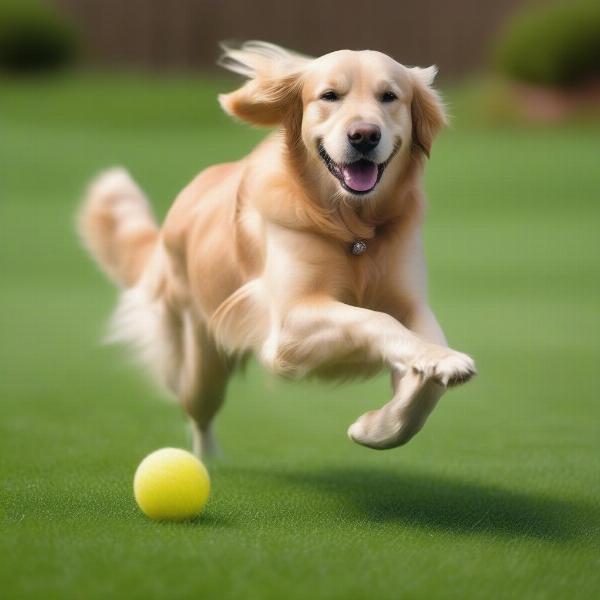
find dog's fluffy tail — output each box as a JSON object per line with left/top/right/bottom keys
{"left": 78, "top": 168, "right": 158, "bottom": 287}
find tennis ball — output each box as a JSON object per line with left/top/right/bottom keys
{"left": 133, "top": 448, "right": 210, "bottom": 521}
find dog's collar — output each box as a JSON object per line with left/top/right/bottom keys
{"left": 349, "top": 239, "right": 367, "bottom": 256}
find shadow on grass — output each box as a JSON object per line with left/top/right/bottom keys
{"left": 178, "top": 512, "right": 233, "bottom": 528}
{"left": 138, "top": 511, "right": 233, "bottom": 528}
{"left": 228, "top": 465, "right": 591, "bottom": 541}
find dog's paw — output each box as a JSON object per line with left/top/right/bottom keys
{"left": 412, "top": 345, "right": 476, "bottom": 387}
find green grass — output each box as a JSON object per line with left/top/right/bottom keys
{"left": 1, "top": 73, "right": 599, "bottom": 599}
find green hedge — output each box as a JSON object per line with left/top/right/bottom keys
{"left": 494, "top": 0, "right": 600, "bottom": 87}
{"left": 0, "top": 0, "right": 78, "bottom": 73}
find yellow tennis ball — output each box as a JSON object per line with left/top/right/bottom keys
{"left": 133, "top": 448, "right": 210, "bottom": 521}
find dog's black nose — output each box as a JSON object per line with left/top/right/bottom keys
{"left": 347, "top": 122, "right": 381, "bottom": 154}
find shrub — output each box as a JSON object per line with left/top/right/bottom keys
{"left": 0, "top": 0, "right": 78, "bottom": 73}
{"left": 494, "top": 0, "right": 600, "bottom": 87}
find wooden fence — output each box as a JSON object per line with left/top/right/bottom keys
{"left": 53, "top": 0, "right": 526, "bottom": 79}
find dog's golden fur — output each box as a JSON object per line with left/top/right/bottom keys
{"left": 79, "top": 42, "right": 475, "bottom": 456}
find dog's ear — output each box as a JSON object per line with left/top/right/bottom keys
{"left": 218, "top": 41, "right": 310, "bottom": 127}
{"left": 410, "top": 66, "right": 448, "bottom": 158}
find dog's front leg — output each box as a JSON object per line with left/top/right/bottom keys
{"left": 263, "top": 299, "right": 473, "bottom": 445}
{"left": 263, "top": 298, "right": 426, "bottom": 379}
{"left": 348, "top": 306, "right": 474, "bottom": 449}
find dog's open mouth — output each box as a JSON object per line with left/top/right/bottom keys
{"left": 318, "top": 144, "right": 386, "bottom": 195}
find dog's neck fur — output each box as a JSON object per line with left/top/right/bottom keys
{"left": 272, "top": 124, "right": 427, "bottom": 244}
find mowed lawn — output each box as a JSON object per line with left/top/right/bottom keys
{"left": 1, "top": 74, "right": 599, "bottom": 600}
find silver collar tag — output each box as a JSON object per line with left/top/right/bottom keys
{"left": 350, "top": 240, "right": 367, "bottom": 256}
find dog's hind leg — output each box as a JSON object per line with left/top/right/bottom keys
{"left": 178, "top": 318, "right": 231, "bottom": 459}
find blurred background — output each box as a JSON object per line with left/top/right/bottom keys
{"left": 49, "top": 0, "right": 527, "bottom": 78}
{"left": 1, "top": 1, "right": 599, "bottom": 599}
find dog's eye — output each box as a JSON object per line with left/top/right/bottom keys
{"left": 380, "top": 91, "right": 397, "bottom": 103}
{"left": 320, "top": 91, "right": 339, "bottom": 102}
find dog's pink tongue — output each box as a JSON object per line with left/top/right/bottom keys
{"left": 341, "top": 161, "right": 378, "bottom": 192}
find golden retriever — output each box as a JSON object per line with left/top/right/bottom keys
{"left": 79, "top": 41, "right": 476, "bottom": 456}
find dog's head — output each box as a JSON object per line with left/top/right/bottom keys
{"left": 219, "top": 42, "right": 446, "bottom": 201}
